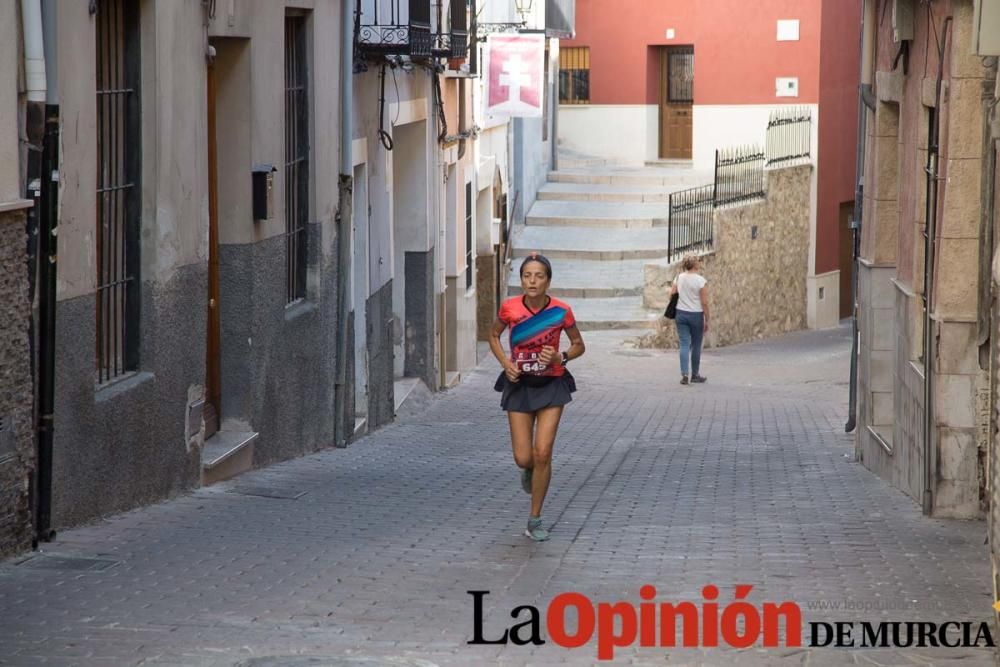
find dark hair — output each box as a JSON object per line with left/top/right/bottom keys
{"left": 520, "top": 252, "right": 552, "bottom": 279}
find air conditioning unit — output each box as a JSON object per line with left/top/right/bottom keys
{"left": 973, "top": 0, "right": 1000, "bottom": 56}
{"left": 892, "top": 0, "right": 914, "bottom": 42}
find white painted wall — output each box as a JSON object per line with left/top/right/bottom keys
{"left": 692, "top": 104, "right": 818, "bottom": 171}
{"left": 557, "top": 103, "right": 820, "bottom": 173}
{"left": 558, "top": 105, "right": 658, "bottom": 166}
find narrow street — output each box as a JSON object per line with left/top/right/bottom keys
{"left": 0, "top": 326, "right": 992, "bottom": 666}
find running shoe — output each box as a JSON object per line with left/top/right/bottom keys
{"left": 520, "top": 467, "right": 533, "bottom": 494}
{"left": 691, "top": 375, "right": 707, "bottom": 383}
{"left": 525, "top": 517, "right": 549, "bottom": 541}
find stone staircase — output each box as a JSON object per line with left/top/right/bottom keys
{"left": 509, "top": 153, "right": 710, "bottom": 330}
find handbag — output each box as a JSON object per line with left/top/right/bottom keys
{"left": 664, "top": 292, "right": 679, "bottom": 319}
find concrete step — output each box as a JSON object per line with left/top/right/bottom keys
{"left": 507, "top": 258, "right": 646, "bottom": 299}
{"left": 570, "top": 296, "right": 660, "bottom": 331}
{"left": 645, "top": 159, "right": 695, "bottom": 168}
{"left": 525, "top": 200, "right": 670, "bottom": 228}
{"left": 201, "top": 430, "right": 257, "bottom": 486}
{"left": 557, "top": 149, "right": 616, "bottom": 169}
{"left": 548, "top": 168, "right": 709, "bottom": 187}
{"left": 512, "top": 224, "right": 669, "bottom": 260}
{"left": 537, "top": 182, "right": 682, "bottom": 203}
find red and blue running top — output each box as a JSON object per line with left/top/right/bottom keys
{"left": 498, "top": 295, "right": 576, "bottom": 377}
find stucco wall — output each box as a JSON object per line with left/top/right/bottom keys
{"left": 636, "top": 165, "right": 811, "bottom": 349}
{"left": 0, "top": 0, "right": 20, "bottom": 204}
{"left": 0, "top": 211, "right": 33, "bottom": 557}
{"left": 564, "top": 0, "right": 822, "bottom": 106}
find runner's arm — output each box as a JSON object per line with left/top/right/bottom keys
{"left": 489, "top": 318, "right": 520, "bottom": 380}
{"left": 561, "top": 325, "right": 586, "bottom": 364}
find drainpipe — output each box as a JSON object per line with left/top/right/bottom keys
{"left": 334, "top": 0, "right": 354, "bottom": 447}
{"left": 23, "top": 0, "right": 57, "bottom": 544}
{"left": 846, "top": 0, "right": 876, "bottom": 434}
{"left": 21, "top": 0, "right": 46, "bottom": 103}
{"left": 922, "top": 17, "right": 952, "bottom": 516}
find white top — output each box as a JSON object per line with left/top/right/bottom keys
{"left": 675, "top": 271, "right": 707, "bottom": 312}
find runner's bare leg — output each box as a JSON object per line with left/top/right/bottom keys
{"left": 530, "top": 405, "right": 563, "bottom": 517}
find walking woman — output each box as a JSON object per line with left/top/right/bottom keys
{"left": 670, "top": 255, "right": 710, "bottom": 385}
{"left": 490, "top": 253, "right": 585, "bottom": 541}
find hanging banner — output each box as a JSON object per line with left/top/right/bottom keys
{"left": 485, "top": 34, "right": 545, "bottom": 118}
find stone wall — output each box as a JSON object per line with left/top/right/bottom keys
{"left": 0, "top": 210, "right": 34, "bottom": 557}
{"left": 635, "top": 164, "right": 812, "bottom": 349}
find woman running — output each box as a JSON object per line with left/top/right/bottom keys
{"left": 489, "top": 253, "right": 585, "bottom": 541}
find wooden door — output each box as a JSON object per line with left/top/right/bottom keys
{"left": 205, "top": 56, "right": 221, "bottom": 437}
{"left": 660, "top": 47, "right": 694, "bottom": 160}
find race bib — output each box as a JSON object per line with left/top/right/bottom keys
{"left": 514, "top": 350, "right": 549, "bottom": 375}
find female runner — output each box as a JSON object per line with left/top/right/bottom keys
{"left": 489, "top": 253, "right": 585, "bottom": 541}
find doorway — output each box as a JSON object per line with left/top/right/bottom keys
{"left": 206, "top": 50, "right": 221, "bottom": 437}
{"left": 205, "top": 37, "right": 252, "bottom": 435}
{"left": 659, "top": 46, "right": 694, "bottom": 160}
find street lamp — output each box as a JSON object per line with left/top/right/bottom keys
{"left": 514, "top": 0, "right": 533, "bottom": 22}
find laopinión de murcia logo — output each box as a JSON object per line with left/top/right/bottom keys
{"left": 467, "top": 585, "right": 996, "bottom": 660}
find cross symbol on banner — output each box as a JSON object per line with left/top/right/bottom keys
{"left": 499, "top": 54, "right": 531, "bottom": 105}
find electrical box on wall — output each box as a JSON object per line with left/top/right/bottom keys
{"left": 776, "top": 20, "right": 799, "bottom": 41}
{"left": 973, "top": 0, "right": 1000, "bottom": 55}
{"left": 251, "top": 164, "right": 277, "bottom": 221}
{"left": 892, "top": 0, "right": 914, "bottom": 42}
{"left": 776, "top": 77, "right": 799, "bottom": 97}
{"left": 490, "top": 217, "right": 501, "bottom": 246}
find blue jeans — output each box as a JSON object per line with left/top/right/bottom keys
{"left": 675, "top": 309, "right": 704, "bottom": 377}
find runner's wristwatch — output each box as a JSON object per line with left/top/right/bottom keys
{"left": 561, "top": 351, "right": 569, "bottom": 366}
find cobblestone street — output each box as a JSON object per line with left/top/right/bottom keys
{"left": 0, "top": 325, "right": 993, "bottom": 666}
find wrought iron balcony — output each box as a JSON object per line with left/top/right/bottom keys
{"left": 355, "top": 0, "right": 432, "bottom": 58}
{"left": 432, "top": 0, "right": 470, "bottom": 60}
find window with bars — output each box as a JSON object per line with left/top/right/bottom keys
{"left": 668, "top": 47, "right": 694, "bottom": 103}
{"left": 95, "top": 0, "right": 141, "bottom": 384}
{"left": 285, "top": 13, "right": 310, "bottom": 304}
{"left": 465, "top": 182, "right": 473, "bottom": 290}
{"left": 559, "top": 47, "right": 590, "bottom": 104}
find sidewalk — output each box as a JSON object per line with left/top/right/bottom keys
{"left": 0, "top": 326, "right": 992, "bottom": 666}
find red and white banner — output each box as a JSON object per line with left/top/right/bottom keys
{"left": 485, "top": 34, "right": 545, "bottom": 118}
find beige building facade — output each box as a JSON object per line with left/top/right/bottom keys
{"left": 854, "top": 0, "right": 994, "bottom": 519}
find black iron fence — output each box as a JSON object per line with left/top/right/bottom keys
{"left": 667, "top": 146, "right": 765, "bottom": 260}
{"left": 666, "top": 108, "right": 809, "bottom": 264}
{"left": 765, "top": 106, "right": 811, "bottom": 167}
{"left": 667, "top": 184, "right": 714, "bottom": 263}
{"left": 714, "top": 145, "right": 766, "bottom": 208}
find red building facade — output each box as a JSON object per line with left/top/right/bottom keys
{"left": 559, "top": 0, "right": 860, "bottom": 328}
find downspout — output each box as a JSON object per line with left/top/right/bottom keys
{"left": 23, "top": 0, "right": 56, "bottom": 544}
{"left": 922, "top": 16, "right": 952, "bottom": 515}
{"left": 847, "top": 0, "right": 876, "bottom": 434}
{"left": 21, "top": 0, "right": 46, "bottom": 104}
{"left": 334, "top": 0, "right": 354, "bottom": 447}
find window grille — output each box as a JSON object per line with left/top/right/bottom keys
{"left": 559, "top": 47, "right": 590, "bottom": 104}
{"left": 285, "top": 14, "right": 310, "bottom": 303}
{"left": 95, "top": 0, "right": 141, "bottom": 383}
{"left": 465, "top": 183, "right": 473, "bottom": 290}
{"left": 668, "top": 47, "right": 693, "bottom": 103}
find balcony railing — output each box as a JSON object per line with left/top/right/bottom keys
{"left": 433, "top": 0, "right": 469, "bottom": 59}
{"left": 356, "top": 0, "right": 432, "bottom": 57}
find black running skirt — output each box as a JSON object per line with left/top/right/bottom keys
{"left": 494, "top": 370, "right": 577, "bottom": 413}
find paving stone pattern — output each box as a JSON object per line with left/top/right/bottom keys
{"left": 0, "top": 326, "right": 994, "bottom": 666}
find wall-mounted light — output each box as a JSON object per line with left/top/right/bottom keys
{"left": 514, "top": 0, "right": 533, "bottom": 21}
